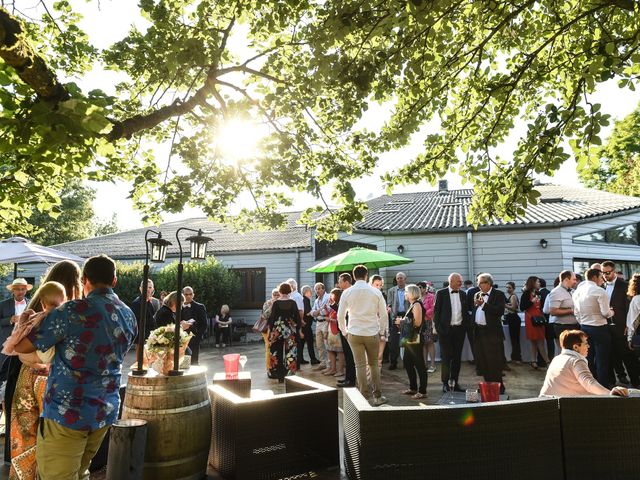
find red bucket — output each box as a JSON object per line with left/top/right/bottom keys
{"left": 479, "top": 382, "right": 501, "bottom": 402}
{"left": 223, "top": 354, "right": 240, "bottom": 379}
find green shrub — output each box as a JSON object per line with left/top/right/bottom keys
{"left": 114, "top": 257, "right": 240, "bottom": 317}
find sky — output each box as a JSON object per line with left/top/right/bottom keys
{"left": 59, "top": 1, "right": 640, "bottom": 230}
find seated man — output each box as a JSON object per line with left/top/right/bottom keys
{"left": 540, "top": 330, "right": 628, "bottom": 397}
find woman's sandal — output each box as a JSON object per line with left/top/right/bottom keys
{"left": 530, "top": 362, "right": 538, "bottom": 370}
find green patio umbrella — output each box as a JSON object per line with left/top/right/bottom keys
{"left": 308, "top": 247, "right": 413, "bottom": 273}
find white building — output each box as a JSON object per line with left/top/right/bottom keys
{"left": 11, "top": 183, "right": 640, "bottom": 323}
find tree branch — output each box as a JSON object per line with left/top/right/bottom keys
{"left": 0, "top": 7, "right": 69, "bottom": 102}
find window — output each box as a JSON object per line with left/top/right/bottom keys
{"left": 231, "top": 268, "right": 266, "bottom": 309}
{"left": 573, "top": 222, "right": 640, "bottom": 246}
{"left": 573, "top": 258, "right": 640, "bottom": 280}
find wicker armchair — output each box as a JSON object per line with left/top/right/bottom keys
{"left": 559, "top": 396, "right": 640, "bottom": 480}
{"left": 343, "top": 388, "right": 564, "bottom": 480}
{"left": 209, "top": 375, "right": 339, "bottom": 479}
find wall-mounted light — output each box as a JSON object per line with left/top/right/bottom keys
{"left": 397, "top": 245, "right": 405, "bottom": 255}
{"left": 539, "top": 239, "right": 548, "bottom": 249}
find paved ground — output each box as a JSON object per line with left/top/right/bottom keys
{"left": 0, "top": 338, "right": 547, "bottom": 479}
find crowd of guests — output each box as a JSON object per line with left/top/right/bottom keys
{"left": 259, "top": 260, "right": 640, "bottom": 404}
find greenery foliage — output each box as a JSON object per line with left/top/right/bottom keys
{"left": 113, "top": 257, "right": 240, "bottom": 316}
{"left": 1, "top": 1, "right": 639, "bottom": 237}
{"left": 27, "top": 179, "right": 119, "bottom": 245}
{"left": 579, "top": 104, "right": 640, "bottom": 196}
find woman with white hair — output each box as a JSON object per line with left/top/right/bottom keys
{"left": 395, "top": 284, "right": 427, "bottom": 399}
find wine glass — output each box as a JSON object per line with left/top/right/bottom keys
{"left": 239, "top": 355, "right": 248, "bottom": 371}
{"left": 448, "top": 378, "right": 456, "bottom": 404}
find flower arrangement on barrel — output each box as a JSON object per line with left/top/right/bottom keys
{"left": 145, "top": 325, "right": 193, "bottom": 375}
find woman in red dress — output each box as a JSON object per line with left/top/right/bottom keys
{"left": 520, "top": 276, "right": 550, "bottom": 369}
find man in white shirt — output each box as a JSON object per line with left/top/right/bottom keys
{"left": 310, "top": 282, "right": 330, "bottom": 370}
{"left": 338, "top": 265, "right": 388, "bottom": 406}
{"left": 549, "top": 270, "right": 579, "bottom": 338}
{"left": 573, "top": 268, "right": 614, "bottom": 387}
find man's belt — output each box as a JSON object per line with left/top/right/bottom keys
{"left": 316, "top": 318, "right": 326, "bottom": 322}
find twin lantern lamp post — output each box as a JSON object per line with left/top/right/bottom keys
{"left": 133, "top": 227, "right": 213, "bottom": 376}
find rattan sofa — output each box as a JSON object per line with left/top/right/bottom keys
{"left": 208, "top": 375, "right": 339, "bottom": 479}
{"left": 559, "top": 396, "right": 640, "bottom": 480}
{"left": 343, "top": 388, "right": 565, "bottom": 480}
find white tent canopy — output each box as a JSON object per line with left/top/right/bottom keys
{"left": 0, "top": 237, "right": 84, "bottom": 276}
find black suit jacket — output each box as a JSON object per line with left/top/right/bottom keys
{"left": 0, "top": 297, "right": 19, "bottom": 345}
{"left": 472, "top": 288, "right": 506, "bottom": 334}
{"left": 154, "top": 305, "right": 175, "bottom": 328}
{"left": 609, "top": 279, "right": 629, "bottom": 333}
{"left": 131, "top": 295, "right": 159, "bottom": 339}
{"left": 434, "top": 288, "right": 470, "bottom": 335}
{"left": 181, "top": 301, "right": 208, "bottom": 339}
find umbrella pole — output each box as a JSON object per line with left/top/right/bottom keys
{"left": 13, "top": 263, "right": 17, "bottom": 279}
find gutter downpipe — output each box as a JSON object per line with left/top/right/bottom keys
{"left": 296, "top": 248, "right": 301, "bottom": 287}
{"left": 466, "top": 231, "right": 474, "bottom": 281}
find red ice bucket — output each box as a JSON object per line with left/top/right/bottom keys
{"left": 479, "top": 382, "right": 500, "bottom": 402}
{"left": 223, "top": 354, "right": 240, "bottom": 379}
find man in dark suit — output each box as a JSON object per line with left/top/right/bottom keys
{"left": 181, "top": 286, "right": 208, "bottom": 365}
{"left": 0, "top": 278, "right": 32, "bottom": 370}
{"left": 472, "top": 273, "right": 507, "bottom": 393}
{"left": 434, "top": 273, "right": 469, "bottom": 392}
{"left": 387, "top": 272, "right": 410, "bottom": 370}
{"left": 603, "top": 261, "right": 639, "bottom": 386}
{"left": 131, "top": 279, "right": 160, "bottom": 369}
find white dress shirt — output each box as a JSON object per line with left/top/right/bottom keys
{"left": 449, "top": 288, "right": 463, "bottom": 326}
{"left": 627, "top": 295, "right": 640, "bottom": 342}
{"left": 605, "top": 277, "right": 616, "bottom": 300}
{"left": 573, "top": 280, "right": 610, "bottom": 327}
{"left": 474, "top": 289, "right": 492, "bottom": 325}
{"left": 14, "top": 299, "right": 27, "bottom": 316}
{"left": 337, "top": 280, "right": 387, "bottom": 336}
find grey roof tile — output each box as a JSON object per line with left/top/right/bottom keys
{"left": 356, "top": 185, "right": 640, "bottom": 233}
{"left": 52, "top": 212, "right": 311, "bottom": 260}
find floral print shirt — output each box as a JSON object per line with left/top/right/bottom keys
{"left": 28, "top": 288, "right": 137, "bottom": 431}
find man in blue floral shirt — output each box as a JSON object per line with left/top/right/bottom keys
{"left": 16, "top": 254, "right": 136, "bottom": 480}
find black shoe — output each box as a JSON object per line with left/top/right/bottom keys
{"left": 442, "top": 384, "right": 448, "bottom": 393}
{"left": 300, "top": 360, "right": 310, "bottom": 365}
{"left": 310, "top": 359, "right": 321, "bottom": 365}
{"left": 389, "top": 364, "right": 397, "bottom": 371}
{"left": 337, "top": 381, "right": 356, "bottom": 388}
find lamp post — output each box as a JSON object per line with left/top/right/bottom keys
{"left": 133, "top": 230, "right": 172, "bottom": 376}
{"left": 169, "top": 228, "right": 213, "bottom": 376}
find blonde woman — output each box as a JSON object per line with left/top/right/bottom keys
{"left": 394, "top": 284, "right": 427, "bottom": 399}
{"left": 214, "top": 304, "right": 232, "bottom": 347}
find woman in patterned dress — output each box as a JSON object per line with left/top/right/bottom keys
{"left": 10, "top": 260, "right": 82, "bottom": 480}
{"left": 267, "top": 282, "right": 300, "bottom": 382}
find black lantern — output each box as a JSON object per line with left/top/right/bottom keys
{"left": 169, "top": 227, "right": 214, "bottom": 375}
{"left": 133, "top": 229, "right": 172, "bottom": 376}
{"left": 148, "top": 235, "right": 171, "bottom": 262}
{"left": 186, "top": 230, "right": 213, "bottom": 260}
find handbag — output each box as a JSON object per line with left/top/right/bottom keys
{"left": 252, "top": 314, "right": 268, "bottom": 334}
{"left": 531, "top": 315, "right": 546, "bottom": 326}
{"left": 400, "top": 308, "right": 422, "bottom": 346}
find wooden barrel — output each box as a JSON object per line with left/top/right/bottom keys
{"left": 122, "top": 366, "right": 211, "bottom": 480}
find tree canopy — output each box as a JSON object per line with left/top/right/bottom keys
{"left": 1, "top": 0, "right": 639, "bottom": 239}
{"left": 579, "top": 102, "right": 640, "bottom": 196}
{"left": 27, "top": 179, "right": 119, "bottom": 245}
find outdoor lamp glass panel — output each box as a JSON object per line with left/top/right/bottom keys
{"left": 148, "top": 237, "right": 171, "bottom": 263}
{"left": 187, "top": 232, "right": 213, "bottom": 260}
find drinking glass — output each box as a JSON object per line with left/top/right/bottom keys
{"left": 239, "top": 355, "right": 248, "bottom": 370}
{"left": 448, "top": 379, "right": 456, "bottom": 404}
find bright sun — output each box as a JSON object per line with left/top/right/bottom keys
{"left": 214, "top": 118, "right": 266, "bottom": 166}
